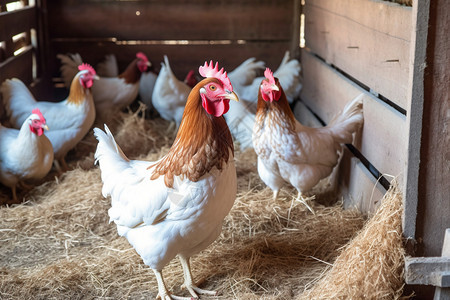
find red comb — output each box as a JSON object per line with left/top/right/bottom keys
{"left": 264, "top": 68, "right": 275, "bottom": 85}
{"left": 199, "top": 61, "right": 232, "bottom": 92}
{"left": 78, "top": 63, "right": 96, "bottom": 75}
{"left": 32, "top": 108, "right": 46, "bottom": 123}
{"left": 136, "top": 52, "right": 148, "bottom": 63}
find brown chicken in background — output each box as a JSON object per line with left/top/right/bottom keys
{"left": 253, "top": 68, "right": 364, "bottom": 212}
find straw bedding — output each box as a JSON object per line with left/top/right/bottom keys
{"left": 0, "top": 106, "right": 405, "bottom": 299}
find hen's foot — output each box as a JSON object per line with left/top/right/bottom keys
{"left": 296, "top": 192, "right": 316, "bottom": 214}
{"left": 181, "top": 282, "right": 217, "bottom": 298}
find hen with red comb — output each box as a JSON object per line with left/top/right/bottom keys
{"left": 1, "top": 62, "right": 97, "bottom": 172}
{"left": 57, "top": 52, "right": 152, "bottom": 122}
{"left": 94, "top": 60, "right": 239, "bottom": 299}
{"left": 0, "top": 109, "right": 53, "bottom": 202}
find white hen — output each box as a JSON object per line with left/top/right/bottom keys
{"left": 0, "top": 109, "right": 53, "bottom": 202}
{"left": 1, "top": 65, "right": 97, "bottom": 171}
{"left": 94, "top": 61, "right": 238, "bottom": 299}
{"left": 58, "top": 52, "right": 151, "bottom": 116}
{"left": 96, "top": 54, "right": 158, "bottom": 112}
{"left": 151, "top": 55, "right": 191, "bottom": 127}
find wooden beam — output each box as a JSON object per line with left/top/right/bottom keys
{"left": 413, "top": 0, "right": 450, "bottom": 257}
{"left": 47, "top": 0, "right": 295, "bottom": 41}
{"left": 50, "top": 40, "right": 291, "bottom": 80}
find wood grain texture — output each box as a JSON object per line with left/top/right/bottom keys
{"left": 414, "top": 0, "right": 450, "bottom": 258}
{"left": 47, "top": 0, "right": 295, "bottom": 41}
{"left": 304, "top": 0, "right": 412, "bottom": 109}
{"left": 301, "top": 50, "right": 408, "bottom": 188}
{"left": 50, "top": 40, "right": 291, "bottom": 80}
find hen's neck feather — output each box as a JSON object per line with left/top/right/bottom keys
{"left": 118, "top": 58, "right": 141, "bottom": 84}
{"left": 255, "top": 79, "right": 296, "bottom": 130}
{"left": 68, "top": 74, "right": 88, "bottom": 105}
{"left": 151, "top": 78, "right": 234, "bottom": 188}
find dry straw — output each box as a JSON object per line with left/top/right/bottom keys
{"left": 0, "top": 106, "right": 405, "bottom": 299}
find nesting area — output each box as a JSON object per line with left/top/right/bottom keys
{"left": 0, "top": 107, "right": 405, "bottom": 299}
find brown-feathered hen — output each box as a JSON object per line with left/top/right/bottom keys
{"left": 94, "top": 61, "right": 239, "bottom": 299}
{"left": 253, "top": 68, "right": 364, "bottom": 209}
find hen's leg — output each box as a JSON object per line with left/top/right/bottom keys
{"left": 11, "top": 185, "right": 18, "bottom": 203}
{"left": 296, "top": 191, "right": 315, "bottom": 214}
{"left": 152, "top": 269, "right": 192, "bottom": 300}
{"left": 179, "top": 256, "right": 217, "bottom": 298}
{"left": 273, "top": 190, "right": 280, "bottom": 201}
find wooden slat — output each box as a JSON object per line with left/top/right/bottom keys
{"left": 304, "top": 0, "right": 411, "bottom": 109}
{"left": 49, "top": 40, "right": 291, "bottom": 80}
{"left": 0, "top": 46, "right": 33, "bottom": 84}
{"left": 47, "top": 0, "right": 294, "bottom": 41}
{"left": 300, "top": 50, "right": 408, "bottom": 184}
{"left": 0, "top": 6, "right": 36, "bottom": 41}
{"left": 339, "top": 148, "right": 386, "bottom": 213}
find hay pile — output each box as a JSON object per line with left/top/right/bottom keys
{"left": 0, "top": 107, "right": 405, "bottom": 299}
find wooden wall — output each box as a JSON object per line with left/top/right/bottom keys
{"left": 297, "top": 0, "right": 413, "bottom": 213}
{"left": 45, "top": 0, "right": 300, "bottom": 81}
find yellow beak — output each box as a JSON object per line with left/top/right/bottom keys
{"left": 223, "top": 91, "right": 239, "bottom": 102}
{"left": 94, "top": 75, "right": 100, "bottom": 80}
{"left": 43, "top": 124, "right": 49, "bottom": 131}
{"left": 146, "top": 61, "right": 152, "bottom": 67}
{"left": 271, "top": 84, "right": 279, "bottom": 91}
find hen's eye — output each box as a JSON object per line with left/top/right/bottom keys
{"left": 209, "top": 85, "right": 216, "bottom": 91}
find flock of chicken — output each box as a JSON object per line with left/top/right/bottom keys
{"left": 0, "top": 51, "right": 363, "bottom": 299}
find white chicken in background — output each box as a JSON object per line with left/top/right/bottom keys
{"left": 94, "top": 61, "right": 238, "bottom": 299}
{"left": 151, "top": 55, "right": 192, "bottom": 128}
{"left": 1, "top": 64, "right": 97, "bottom": 171}
{"left": 95, "top": 53, "right": 159, "bottom": 113}
{"left": 0, "top": 109, "right": 53, "bottom": 202}
{"left": 57, "top": 52, "right": 151, "bottom": 117}
{"left": 253, "top": 68, "right": 363, "bottom": 212}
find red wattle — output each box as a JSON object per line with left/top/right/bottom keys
{"left": 201, "top": 95, "right": 230, "bottom": 117}
{"left": 80, "top": 78, "right": 93, "bottom": 89}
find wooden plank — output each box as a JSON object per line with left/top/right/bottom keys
{"left": 339, "top": 149, "right": 386, "bottom": 213}
{"left": 304, "top": 0, "right": 411, "bottom": 109}
{"left": 49, "top": 40, "right": 291, "bottom": 81}
{"left": 47, "top": 0, "right": 295, "bottom": 41}
{"left": 300, "top": 50, "right": 408, "bottom": 184}
{"left": 0, "top": 46, "right": 33, "bottom": 84}
{"left": 0, "top": 6, "right": 37, "bottom": 41}
{"left": 413, "top": 0, "right": 450, "bottom": 260}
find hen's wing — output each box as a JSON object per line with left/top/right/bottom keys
{"left": 96, "top": 54, "right": 119, "bottom": 77}
{"left": 92, "top": 77, "right": 139, "bottom": 111}
{"left": 139, "top": 71, "right": 158, "bottom": 110}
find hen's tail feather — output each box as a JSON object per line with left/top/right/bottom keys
{"left": 96, "top": 54, "right": 119, "bottom": 77}
{"left": 328, "top": 94, "right": 364, "bottom": 144}
{"left": 274, "top": 52, "right": 302, "bottom": 103}
{"left": 94, "top": 124, "right": 130, "bottom": 165}
{"left": 57, "top": 53, "right": 83, "bottom": 88}
{"left": 229, "top": 57, "right": 265, "bottom": 86}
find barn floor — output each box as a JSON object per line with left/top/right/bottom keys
{"left": 0, "top": 106, "right": 403, "bottom": 299}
